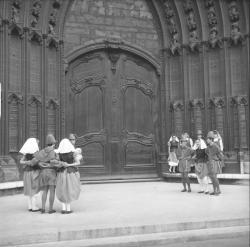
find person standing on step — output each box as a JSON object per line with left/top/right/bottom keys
{"left": 206, "top": 131, "right": 224, "bottom": 196}
{"left": 167, "top": 135, "right": 179, "bottom": 173}
{"left": 56, "top": 138, "right": 82, "bottom": 214}
{"left": 176, "top": 135, "right": 194, "bottom": 192}
{"left": 192, "top": 130, "right": 209, "bottom": 194}
{"left": 34, "top": 134, "right": 58, "bottom": 213}
{"left": 19, "top": 138, "right": 41, "bottom": 212}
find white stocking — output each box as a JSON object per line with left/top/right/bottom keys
{"left": 62, "top": 203, "right": 66, "bottom": 211}
{"left": 27, "top": 197, "right": 32, "bottom": 210}
{"left": 31, "top": 196, "right": 39, "bottom": 210}
{"left": 66, "top": 203, "right": 71, "bottom": 212}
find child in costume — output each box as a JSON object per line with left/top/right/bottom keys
{"left": 19, "top": 138, "right": 40, "bottom": 212}
{"left": 167, "top": 135, "right": 179, "bottom": 173}
{"left": 206, "top": 131, "right": 224, "bottom": 195}
{"left": 56, "top": 139, "right": 82, "bottom": 214}
{"left": 176, "top": 135, "right": 194, "bottom": 192}
{"left": 193, "top": 130, "right": 209, "bottom": 194}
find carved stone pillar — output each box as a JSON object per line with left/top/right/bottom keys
{"left": 209, "top": 97, "right": 225, "bottom": 139}
{"left": 190, "top": 99, "right": 204, "bottom": 134}
{"left": 171, "top": 100, "right": 184, "bottom": 138}
{"left": 231, "top": 95, "right": 248, "bottom": 149}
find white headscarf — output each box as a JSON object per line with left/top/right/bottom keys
{"left": 169, "top": 136, "right": 179, "bottom": 143}
{"left": 56, "top": 138, "right": 76, "bottom": 154}
{"left": 19, "top": 138, "right": 39, "bottom": 154}
{"left": 193, "top": 139, "right": 207, "bottom": 150}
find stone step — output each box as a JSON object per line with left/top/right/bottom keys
{"left": 0, "top": 218, "right": 248, "bottom": 246}
{"left": 15, "top": 225, "right": 249, "bottom": 247}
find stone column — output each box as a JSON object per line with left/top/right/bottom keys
{"left": 190, "top": 98, "right": 204, "bottom": 134}
{"left": 231, "top": 95, "right": 248, "bottom": 149}
{"left": 210, "top": 97, "right": 225, "bottom": 139}
{"left": 171, "top": 100, "right": 184, "bottom": 138}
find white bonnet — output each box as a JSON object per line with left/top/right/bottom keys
{"left": 56, "top": 138, "right": 76, "bottom": 154}
{"left": 19, "top": 138, "right": 39, "bottom": 154}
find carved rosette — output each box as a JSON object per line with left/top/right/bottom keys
{"left": 190, "top": 99, "right": 204, "bottom": 132}
{"left": 171, "top": 100, "right": 184, "bottom": 137}
{"left": 227, "top": 0, "right": 244, "bottom": 46}
{"left": 231, "top": 95, "right": 248, "bottom": 149}
{"left": 162, "top": 0, "right": 181, "bottom": 56}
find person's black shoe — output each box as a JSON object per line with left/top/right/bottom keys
{"left": 66, "top": 210, "right": 73, "bottom": 214}
{"left": 205, "top": 191, "right": 209, "bottom": 194}
{"left": 181, "top": 189, "right": 187, "bottom": 192}
{"left": 31, "top": 209, "right": 41, "bottom": 212}
{"left": 28, "top": 209, "right": 32, "bottom": 212}
{"left": 210, "top": 192, "right": 218, "bottom": 196}
{"left": 188, "top": 188, "right": 191, "bottom": 193}
{"left": 41, "top": 209, "right": 45, "bottom": 214}
{"left": 198, "top": 191, "right": 204, "bottom": 193}
{"left": 61, "top": 210, "right": 66, "bottom": 214}
{"left": 48, "top": 209, "right": 56, "bottom": 214}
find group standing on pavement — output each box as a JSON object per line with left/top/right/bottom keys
{"left": 167, "top": 130, "right": 224, "bottom": 196}
{"left": 19, "top": 133, "right": 82, "bottom": 214}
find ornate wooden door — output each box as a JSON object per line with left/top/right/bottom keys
{"left": 66, "top": 49, "right": 159, "bottom": 179}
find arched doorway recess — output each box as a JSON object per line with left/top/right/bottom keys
{"left": 65, "top": 41, "right": 161, "bottom": 179}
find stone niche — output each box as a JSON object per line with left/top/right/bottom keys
{"left": 0, "top": 155, "right": 21, "bottom": 183}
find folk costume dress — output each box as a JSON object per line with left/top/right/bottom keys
{"left": 193, "top": 139, "right": 209, "bottom": 193}
{"left": 19, "top": 138, "right": 40, "bottom": 211}
{"left": 56, "top": 139, "right": 81, "bottom": 211}
{"left": 168, "top": 137, "right": 179, "bottom": 168}
{"left": 34, "top": 146, "right": 58, "bottom": 189}
{"left": 176, "top": 145, "right": 194, "bottom": 173}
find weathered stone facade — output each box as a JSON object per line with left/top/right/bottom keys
{"left": 0, "top": 0, "right": 249, "bottom": 181}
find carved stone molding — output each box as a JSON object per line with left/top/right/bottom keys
{"left": 171, "top": 100, "right": 184, "bottom": 111}
{"left": 8, "top": 93, "right": 23, "bottom": 103}
{"left": 209, "top": 97, "right": 225, "bottom": 108}
{"left": 29, "top": 30, "right": 42, "bottom": 44}
{"left": 77, "top": 129, "right": 107, "bottom": 146}
{"left": 46, "top": 36, "right": 59, "bottom": 49}
{"left": 122, "top": 130, "right": 154, "bottom": 146}
{"left": 189, "top": 98, "right": 204, "bottom": 109}
{"left": 46, "top": 98, "right": 59, "bottom": 108}
{"left": 231, "top": 95, "right": 248, "bottom": 107}
{"left": 28, "top": 95, "right": 42, "bottom": 105}
{"left": 8, "top": 22, "right": 23, "bottom": 38}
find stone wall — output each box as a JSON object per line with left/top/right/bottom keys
{"left": 64, "top": 0, "right": 160, "bottom": 57}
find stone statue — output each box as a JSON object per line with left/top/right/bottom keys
{"left": 228, "top": 1, "right": 239, "bottom": 22}
{"left": 189, "top": 29, "right": 199, "bottom": 52}
{"left": 230, "top": 22, "right": 243, "bottom": 45}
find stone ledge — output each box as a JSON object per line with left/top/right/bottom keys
{"left": 0, "top": 181, "right": 23, "bottom": 190}
{"left": 163, "top": 173, "right": 250, "bottom": 180}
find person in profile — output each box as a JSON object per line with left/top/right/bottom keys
{"left": 19, "top": 138, "right": 41, "bottom": 212}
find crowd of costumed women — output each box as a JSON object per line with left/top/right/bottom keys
{"left": 19, "top": 133, "right": 82, "bottom": 214}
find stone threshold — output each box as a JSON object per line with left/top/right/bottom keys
{"left": 162, "top": 173, "right": 250, "bottom": 179}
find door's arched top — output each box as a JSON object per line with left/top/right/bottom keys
{"left": 64, "top": 38, "right": 161, "bottom": 75}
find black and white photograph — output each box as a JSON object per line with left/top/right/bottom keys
{"left": 0, "top": 0, "right": 249, "bottom": 246}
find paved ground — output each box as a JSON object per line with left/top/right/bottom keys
{"left": 0, "top": 181, "right": 249, "bottom": 246}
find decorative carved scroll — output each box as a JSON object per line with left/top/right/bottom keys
{"left": 70, "top": 75, "right": 106, "bottom": 94}
{"left": 162, "top": 0, "right": 181, "bottom": 55}
{"left": 122, "top": 130, "right": 153, "bottom": 146}
{"left": 77, "top": 129, "right": 107, "bottom": 146}
{"left": 30, "top": 0, "right": 42, "bottom": 28}
{"left": 121, "top": 77, "right": 153, "bottom": 97}
{"left": 228, "top": 1, "right": 244, "bottom": 46}
{"left": 183, "top": 0, "right": 200, "bottom": 52}
{"left": 204, "top": 0, "right": 222, "bottom": 49}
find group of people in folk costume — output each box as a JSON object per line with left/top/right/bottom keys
{"left": 168, "top": 130, "right": 224, "bottom": 195}
{"left": 19, "top": 133, "right": 82, "bottom": 214}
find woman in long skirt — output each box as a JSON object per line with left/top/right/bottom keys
{"left": 56, "top": 138, "right": 82, "bottom": 214}
{"left": 167, "top": 135, "right": 179, "bottom": 173}
{"left": 19, "top": 138, "right": 40, "bottom": 212}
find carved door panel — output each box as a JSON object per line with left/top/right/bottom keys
{"left": 66, "top": 50, "right": 158, "bottom": 178}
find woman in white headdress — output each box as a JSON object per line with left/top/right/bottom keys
{"left": 167, "top": 134, "right": 179, "bottom": 173}
{"left": 19, "top": 138, "right": 40, "bottom": 212}
{"left": 56, "top": 138, "right": 82, "bottom": 214}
